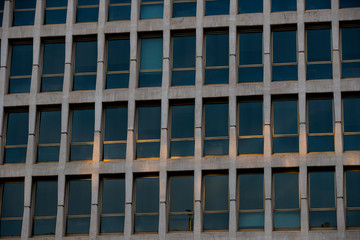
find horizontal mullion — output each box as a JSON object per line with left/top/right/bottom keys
{"left": 136, "top": 139, "right": 160, "bottom": 143}
{"left": 273, "top": 134, "right": 298, "bottom": 137}
{"left": 74, "top": 72, "right": 97, "bottom": 76}
{"left": 5, "top": 145, "right": 27, "bottom": 148}
{"left": 10, "top": 75, "right": 32, "bottom": 79}
{"left": 307, "top": 61, "right": 332, "bottom": 65}
{"left": 42, "top": 73, "right": 64, "bottom": 77}
{"left": 203, "top": 210, "right": 228, "bottom": 214}
{"left": 134, "top": 212, "right": 159, "bottom": 216}
{"left": 14, "top": 8, "right": 35, "bottom": 12}
{"left": 239, "top": 64, "right": 263, "bottom": 68}
{"left": 346, "top": 207, "right": 360, "bottom": 210}
{"left": 38, "top": 143, "right": 61, "bottom": 147}
{"left": 77, "top": 5, "right": 99, "bottom": 8}
{"left": 204, "top": 136, "right": 229, "bottom": 140}
{"left": 169, "top": 212, "right": 194, "bottom": 215}
{"left": 342, "top": 59, "right": 360, "bottom": 63}
{"left": 100, "top": 213, "right": 125, "bottom": 217}
{"left": 106, "top": 70, "right": 130, "bottom": 74}
{"left": 0, "top": 217, "right": 23, "bottom": 220}
{"left": 110, "top": 3, "right": 131, "bottom": 7}
{"left": 71, "top": 142, "right": 94, "bottom": 145}
{"left": 238, "top": 209, "right": 264, "bottom": 213}
{"left": 344, "top": 132, "right": 360, "bottom": 135}
{"left": 45, "top": 6, "right": 67, "bottom": 10}
{"left": 308, "top": 132, "right": 334, "bottom": 136}
{"left": 140, "top": 69, "right": 162, "bottom": 72}
{"left": 104, "top": 140, "right": 127, "bottom": 144}
{"left": 172, "top": 67, "right": 196, "bottom": 71}
{"left": 309, "top": 208, "right": 336, "bottom": 211}
{"left": 238, "top": 135, "right": 263, "bottom": 139}
{"left": 205, "top": 65, "right": 229, "bottom": 69}
{"left": 273, "top": 208, "right": 300, "bottom": 212}
{"left": 141, "top": 1, "right": 164, "bottom": 5}
{"left": 173, "top": 0, "right": 196, "bottom": 3}
{"left": 272, "top": 62, "right": 297, "bottom": 66}
{"left": 170, "top": 137, "right": 195, "bottom": 141}
{"left": 33, "top": 215, "right": 57, "bottom": 220}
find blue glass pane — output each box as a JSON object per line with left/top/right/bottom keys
{"left": 140, "top": 4, "right": 163, "bottom": 19}
{"left": 344, "top": 134, "right": 360, "bottom": 151}
{"left": 273, "top": 31, "right": 296, "bottom": 63}
{"left": 9, "top": 78, "right": 31, "bottom": 93}
{"left": 66, "top": 218, "right": 90, "bottom": 234}
{"left": 342, "top": 62, "right": 360, "bottom": 78}
{"left": 1, "top": 182, "right": 24, "bottom": 217}
{"left": 103, "top": 143, "right": 126, "bottom": 159}
{"left": 274, "top": 211, "right": 300, "bottom": 229}
{"left": 272, "top": 65, "right": 298, "bottom": 81}
{"left": 111, "top": 0, "right": 131, "bottom": 3}
{"left": 171, "top": 70, "right": 195, "bottom": 86}
{"left": 138, "top": 106, "right": 161, "bottom": 140}
{"left": 106, "top": 73, "right": 129, "bottom": 88}
{"left": 34, "top": 181, "right": 58, "bottom": 217}
{"left": 309, "top": 211, "right": 336, "bottom": 228}
{"left": 171, "top": 105, "right": 194, "bottom": 138}
{"left": 0, "top": 13, "right": 2, "bottom": 27}
{"left": 15, "top": 0, "right": 36, "bottom": 9}
{"left": 0, "top": 0, "right": 3, "bottom": 10}
{"left": 340, "top": 0, "right": 360, "bottom": 8}
{"left": 344, "top": 99, "right": 360, "bottom": 132}
{"left": 42, "top": 44, "right": 65, "bottom": 73}
{"left": 206, "top": 34, "right": 229, "bottom": 66}
{"left": 70, "top": 145, "right": 93, "bottom": 160}
{"left": 46, "top": 0, "right": 67, "bottom": 7}
{"left": 41, "top": 76, "right": 63, "bottom": 92}
{"left": 136, "top": 177, "right": 159, "bottom": 213}
{"left": 346, "top": 171, "right": 360, "bottom": 207}
{"left": 308, "top": 135, "right": 334, "bottom": 152}
{"left": 306, "top": 0, "right": 331, "bottom": 9}
{"left": 4, "top": 148, "right": 27, "bottom": 163}
{"left": 78, "top": 0, "right": 98, "bottom": 5}
{"left": 6, "top": 112, "right": 28, "bottom": 145}
{"left": 205, "top": 103, "right": 228, "bottom": 137}
{"left": 13, "top": 11, "right": 35, "bottom": 26}
{"left": 169, "top": 176, "right": 194, "bottom": 212}
{"left": 308, "top": 99, "right": 333, "bottom": 133}
{"left": 205, "top": 68, "right": 229, "bottom": 84}
{"left": 107, "top": 39, "right": 130, "bottom": 71}
{"left": 239, "top": 32, "right": 262, "bottom": 65}
{"left": 39, "top": 111, "right": 61, "bottom": 144}
{"left": 76, "top": 7, "right": 99, "bottom": 22}
{"left": 68, "top": 180, "right": 91, "bottom": 215}
{"left": 239, "top": 101, "right": 263, "bottom": 135}
{"left": 140, "top": 38, "right": 163, "bottom": 70}
{"left": 101, "top": 179, "right": 125, "bottom": 214}
{"left": 11, "top": 44, "right": 33, "bottom": 77}
{"left": 239, "top": 173, "right": 263, "bottom": 210}
{"left": 100, "top": 216, "right": 124, "bottom": 233}
{"left": 306, "top": 64, "right": 332, "bottom": 80}
{"left": 273, "top": 100, "right": 298, "bottom": 134}
{"left": 307, "top": 29, "right": 331, "bottom": 62}
{"left": 238, "top": 212, "right": 264, "bottom": 229}
{"left": 205, "top": 0, "right": 229, "bottom": 15}
{"left": 72, "top": 109, "right": 94, "bottom": 142}
{"left": 310, "top": 171, "right": 335, "bottom": 208}
{"left": 75, "top": 41, "right": 97, "bottom": 73}
{"left": 33, "top": 219, "right": 56, "bottom": 236}
{"left": 168, "top": 214, "right": 193, "bottom": 231}
{"left": 105, "top": 107, "right": 128, "bottom": 141}
{"left": 173, "top": 2, "right": 196, "bottom": 17}
{"left": 203, "top": 213, "right": 229, "bottom": 230}
{"left": 134, "top": 215, "right": 158, "bottom": 232}
{"left": 274, "top": 172, "right": 299, "bottom": 209}
{"left": 136, "top": 142, "right": 160, "bottom": 158}
{"left": 170, "top": 140, "right": 194, "bottom": 157}
{"left": 272, "top": 0, "right": 296, "bottom": 11}
{"left": 173, "top": 36, "right": 195, "bottom": 68}
{"left": 73, "top": 74, "right": 96, "bottom": 90}
{"left": 273, "top": 136, "right": 299, "bottom": 153}
{"left": 238, "top": 138, "right": 263, "bottom": 154}
{"left": 342, "top": 28, "right": 360, "bottom": 60}
{"left": 37, "top": 146, "right": 60, "bottom": 162}
{"left": 139, "top": 71, "right": 162, "bottom": 87}
{"left": 238, "top": 67, "right": 263, "bottom": 82}
{"left": 45, "top": 9, "right": 67, "bottom": 24}
{"left": 0, "top": 220, "right": 22, "bottom": 237}
{"left": 238, "top": 0, "right": 262, "bottom": 13}
{"left": 346, "top": 210, "right": 360, "bottom": 227}
{"left": 109, "top": 5, "right": 131, "bottom": 21}
{"left": 204, "top": 139, "right": 229, "bottom": 155}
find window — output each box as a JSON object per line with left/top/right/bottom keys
{"left": 308, "top": 169, "right": 336, "bottom": 229}
{"left": 100, "top": 177, "right": 125, "bottom": 233}
{"left": 238, "top": 171, "right": 264, "bottom": 230}
{"left": 306, "top": 0, "right": 331, "bottom": 10}
{"left": 70, "top": 108, "right": 94, "bottom": 161}
{"left": 343, "top": 97, "right": 360, "bottom": 151}
{"left": 307, "top": 98, "right": 334, "bottom": 152}
{"left": 168, "top": 174, "right": 194, "bottom": 231}
{"left": 139, "top": 37, "right": 163, "bottom": 87}
{"left": 13, "top": 0, "right": 36, "bottom": 26}
{"left": 272, "top": 29, "right": 297, "bottom": 81}
{"left": 340, "top": 0, "right": 360, "bottom": 8}
{"left": 140, "top": 0, "right": 163, "bottom": 19}
{"left": 238, "top": 99, "right": 263, "bottom": 154}
{"left": 108, "top": 0, "right": 131, "bottom": 21}
{"left": 341, "top": 26, "right": 360, "bottom": 78}
{"left": 37, "top": 109, "right": 61, "bottom": 162}
{"left": 0, "top": 0, "right": 4, "bottom": 27}
{"left": 41, "top": 41, "right": 65, "bottom": 92}
{"left": 73, "top": 40, "right": 97, "bottom": 90}
{"left": 172, "top": 34, "right": 196, "bottom": 86}
{"left": 134, "top": 175, "right": 159, "bottom": 233}
{"left": 0, "top": 181, "right": 24, "bottom": 237}
{"left": 204, "top": 101, "right": 229, "bottom": 156}
{"left": 205, "top": 32, "right": 229, "bottom": 84}
{"left": 32, "top": 179, "right": 58, "bottom": 236}
{"left": 238, "top": 31, "right": 263, "bottom": 83}
{"left": 66, "top": 178, "right": 91, "bottom": 235}
{"left": 9, "top": 43, "right": 33, "bottom": 93}
{"left": 170, "top": 103, "right": 195, "bottom": 157}
{"left": 272, "top": 99, "right": 299, "bottom": 153}
{"left": 106, "top": 38, "right": 130, "bottom": 89}
{"left": 4, "top": 111, "right": 28, "bottom": 163}
{"left": 203, "top": 173, "right": 228, "bottom": 230}
{"left": 44, "top": 0, "right": 67, "bottom": 24}
{"left": 205, "top": 0, "right": 229, "bottom": 15}
{"left": 238, "top": 0, "right": 262, "bottom": 13}
{"left": 273, "top": 170, "right": 300, "bottom": 230}
{"left": 103, "top": 106, "right": 128, "bottom": 160}
{"left": 272, "top": 0, "right": 296, "bottom": 12}
{"left": 172, "top": 0, "right": 196, "bottom": 17}
{"left": 306, "top": 27, "right": 332, "bottom": 80}
{"left": 345, "top": 169, "right": 360, "bottom": 228}
{"left": 136, "top": 104, "right": 161, "bottom": 159}
{"left": 76, "top": 0, "right": 99, "bottom": 23}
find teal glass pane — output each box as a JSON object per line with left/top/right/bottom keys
{"left": 205, "top": 0, "right": 229, "bottom": 15}
{"left": 272, "top": 0, "right": 296, "bottom": 11}
{"left": 346, "top": 210, "right": 360, "bottom": 227}
{"left": 168, "top": 214, "right": 193, "bottom": 231}
{"left": 0, "top": 220, "right": 22, "bottom": 237}
{"left": 272, "top": 65, "right": 298, "bottom": 81}
{"left": 239, "top": 32, "right": 262, "bottom": 65}
{"left": 13, "top": 11, "right": 35, "bottom": 26}
{"left": 273, "top": 31, "right": 296, "bottom": 63}
{"left": 100, "top": 216, "right": 124, "bottom": 233}
{"left": 308, "top": 135, "right": 334, "bottom": 152}
{"left": 205, "top": 103, "right": 228, "bottom": 137}
{"left": 273, "top": 136, "right": 299, "bottom": 153}
{"left": 41, "top": 76, "right": 63, "bottom": 92}
{"left": 238, "top": 138, "right": 263, "bottom": 154}
{"left": 136, "top": 142, "right": 160, "bottom": 158}
{"left": 138, "top": 106, "right": 161, "bottom": 140}
{"left": 33, "top": 219, "right": 56, "bottom": 235}
{"left": 9, "top": 77, "right": 31, "bottom": 93}
{"left": 274, "top": 172, "right": 299, "bottom": 209}
{"left": 173, "top": 36, "right": 195, "bottom": 68}
{"left": 171, "top": 105, "right": 194, "bottom": 138}
{"left": 107, "top": 39, "right": 130, "bottom": 71}
{"left": 105, "top": 107, "right": 128, "bottom": 141}
{"left": 204, "top": 139, "right": 229, "bottom": 155}
{"left": 10, "top": 44, "right": 33, "bottom": 77}
{"left": 310, "top": 171, "right": 335, "bottom": 208}
{"left": 34, "top": 181, "right": 58, "bottom": 216}
{"left": 68, "top": 180, "right": 91, "bottom": 215}
{"left": 206, "top": 34, "right": 229, "bottom": 66}
{"left": 134, "top": 215, "right": 158, "bottom": 232}
{"left": 1, "top": 182, "right": 24, "bottom": 217}
{"left": 78, "top": 0, "right": 98, "bottom": 5}
{"left": 205, "top": 68, "right": 229, "bottom": 84}
{"left": 74, "top": 74, "right": 96, "bottom": 90}
{"left": 72, "top": 109, "right": 94, "bottom": 142}
{"left": 4, "top": 147, "right": 27, "bottom": 163}
{"left": 238, "top": 66, "right": 263, "bottom": 82}
{"left": 170, "top": 176, "right": 194, "bottom": 212}
{"left": 308, "top": 99, "right": 333, "bottom": 134}
{"left": 170, "top": 140, "right": 194, "bottom": 157}
{"left": 307, "top": 63, "right": 332, "bottom": 80}
{"left": 75, "top": 41, "right": 97, "bottom": 73}
{"left": 37, "top": 146, "right": 60, "bottom": 162}
{"left": 346, "top": 171, "right": 360, "bottom": 207}
{"left": 340, "top": 0, "right": 360, "bottom": 8}
{"left": 238, "top": 0, "right": 263, "bottom": 13}
{"left": 306, "top": 0, "right": 331, "bottom": 9}
{"left": 106, "top": 73, "right": 129, "bottom": 88}
{"left": 6, "top": 112, "right": 28, "bottom": 145}
{"left": 307, "top": 29, "right": 331, "bottom": 62}
{"left": 70, "top": 144, "right": 93, "bottom": 161}
{"left": 66, "top": 217, "right": 90, "bottom": 234}
{"left": 76, "top": 7, "right": 98, "bottom": 23}
{"left": 203, "top": 213, "right": 229, "bottom": 230}
{"left": 273, "top": 100, "right": 298, "bottom": 134}
{"left": 135, "top": 177, "right": 159, "bottom": 213}
{"left": 274, "top": 211, "right": 300, "bottom": 229}
{"left": 342, "top": 28, "right": 360, "bottom": 60}
{"left": 103, "top": 143, "right": 126, "bottom": 159}
{"left": 344, "top": 134, "right": 360, "bottom": 151}
{"left": 43, "top": 43, "right": 65, "bottom": 75}
{"left": 239, "top": 101, "right": 263, "bottom": 136}
{"left": 140, "top": 38, "right": 163, "bottom": 70}
{"left": 173, "top": 2, "right": 196, "bottom": 17}
{"left": 45, "top": 9, "right": 67, "bottom": 24}
{"left": 309, "top": 211, "right": 336, "bottom": 228}
{"left": 139, "top": 71, "right": 162, "bottom": 87}
{"left": 342, "top": 62, "right": 360, "bottom": 78}
{"left": 204, "top": 175, "right": 228, "bottom": 211}
{"left": 239, "top": 173, "right": 263, "bottom": 210}
{"left": 101, "top": 179, "right": 125, "bottom": 214}
{"left": 109, "top": 5, "right": 131, "bottom": 21}
{"left": 39, "top": 111, "right": 61, "bottom": 144}
{"left": 15, "top": 0, "right": 35, "bottom": 8}
{"left": 343, "top": 98, "right": 360, "bottom": 132}
{"left": 238, "top": 212, "right": 264, "bottom": 229}
{"left": 171, "top": 70, "right": 195, "bottom": 86}
{"left": 46, "top": 0, "right": 67, "bottom": 7}
{"left": 140, "top": 4, "right": 163, "bottom": 19}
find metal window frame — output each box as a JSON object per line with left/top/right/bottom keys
{"left": 340, "top": 24, "right": 360, "bottom": 79}
{"left": 238, "top": 29, "right": 264, "bottom": 69}
{"left": 344, "top": 168, "right": 360, "bottom": 229}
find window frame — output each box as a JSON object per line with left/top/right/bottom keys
{"left": 342, "top": 95, "right": 360, "bottom": 152}
{"left": 172, "top": 0, "right": 196, "bottom": 18}
{"left": 340, "top": 24, "right": 360, "bottom": 79}
{"left": 139, "top": 0, "right": 164, "bottom": 19}
{"left": 13, "top": 0, "right": 36, "bottom": 26}
{"left": 344, "top": 168, "right": 360, "bottom": 229}
{"left": 76, "top": 0, "right": 99, "bottom": 23}
{"left": 44, "top": 0, "right": 67, "bottom": 24}
{"left": 108, "top": 0, "right": 131, "bottom": 21}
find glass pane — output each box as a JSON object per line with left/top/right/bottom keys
{"left": 46, "top": 0, "right": 67, "bottom": 7}
{"left": 309, "top": 171, "right": 335, "bottom": 208}
{"left": 71, "top": 109, "right": 94, "bottom": 143}
{"left": 140, "top": 4, "right": 163, "bottom": 19}
{"left": 205, "top": 0, "right": 229, "bottom": 15}
{"left": 170, "top": 140, "right": 194, "bottom": 157}
{"left": 274, "top": 172, "right": 299, "bottom": 209}
{"left": 309, "top": 210, "right": 337, "bottom": 228}
{"left": 168, "top": 214, "right": 193, "bottom": 231}
{"left": 205, "top": 103, "right": 228, "bottom": 137}
{"left": 344, "top": 98, "right": 360, "bottom": 132}
{"left": 238, "top": 66, "right": 263, "bottom": 82}
{"left": 203, "top": 213, "right": 229, "bottom": 230}
{"left": 342, "top": 27, "right": 360, "bottom": 60}
{"left": 273, "top": 31, "right": 296, "bottom": 63}
{"left": 78, "top": 0, "right": 98, "bottom": 5}
{"left": 204, "top": 139, "right": 229, "bottom": 155}
{"left": 0, "top": 0, "right": 3, "bottom": 10}
{"left": 342, "top": 62, "right": 360, "bottom": 78}
{"left": 173, "top": 2, "right": 196, "bottom": 17}
{"left": 136, "top": 142, "right": 160, "bottom": 158}
{"left": 308, "top": 135, "right": 334, "bottom": 152}
{"left": 4, "top": 147, "right": 27, "bottom": 163}
{"left": 100, "top": 216, "right": 124, "bottom": 233}
{"left": 239, "top": 101, "right": 263, "bottom": 136}
{"left": 272, "top": 0, "right": 296, "bottom": 11}
{"left": 238, "top": 0, "right": 263, "bottom": 13}
{"left": 344, "top": 134, "right": 360, "bottom": 151}
{"left": 66, "top": 217, "right": 90, "bottom": 234}
{"left": 33, "top": 218, "right": 56, "bottom": 236}
{"left": 138, "top": 106, "right": 161, "bottom": 140}
{"left": 273, "top": 100, "right": 298, "bottom": 134}
{"left": 103, "top": 143, "right": 126, "bottom": 159}
{"left": 15, "top": 0, "right": 36, "bottom": 9}
{"left": 70, "top": 144, "right": 93, "bottom": 161}
{"left": 13, "top": 11, "right": 35, "bottom": 26}
{"left": 274, "top": 211, "right": 300, "bottom": 229}
{"left": 307, "top": 63, "right": 332, "bottom": 80}
{"left": 134, "top": 215, "right": 158, "bottom": 232}
{"left": 108, "top": 5, "right": 131, "bottom": 21}
{"left": 170, "top": 176, "right": 194, "bottom": 212}
{"left": 68, "top": 180, "right": 91, "bottom": 215}
{"left": 136, "top": 177, "right": 159, "bottom": 213}
{"left": 172, "top": 70, "right": 195, "bottom": 86}
{"left": 306, "top": 0, "right": 331, "bottom": 9}
{"left": 140, "top": 38, "right": 163, "bottom": 70}
{"left": 45, "top": 9, "right": 67, "bottom": 24}
{"left": 238, "top": 212, "right": 264, "bottom": 229}
{"left": 105, "top": 107, "right": 127, "bottom": 141}
{"left": 75, "top": 41, "right": 97, "bottom": 73}
{"left": 107, "top": 39, "right": 130, "bottom": 71}
{"left": 34, "top": 181, "right": 58, "bottom": 216}
{"left": 238, "top": 138, "right": 263, "bottom": 154}
{"left": 76, "top": 7, "right": 99, "bottom": 22}
{"left": 308, "top": 99, "right": 333, "bottom": 133}
{"left": 74, "top": 74, "right": 96, "bottom": 90}
{"left": 173, "top": 36, "right": 195, "bottom": 68}
{"left": 106, "top": 73, "right": 129, "bottom": 88}
{"left": 8, "top": 77, "right": 31, "bottom": 93}
{"left": 39, "top": 111, "right": 61, "bottom": 144}
{"left": 346, "top": 171, "right": 360, "bottom": 207}
{"left": 307, "top": 29, "right": 331, "bottom": 62}
{"left": 171, "top": 105, "right": 194, "bottom": 139}
{"left": 0, "top": 220, "right": 22, "bottom": 237}
{"left": 205, "top": 68, "right": 229, "bottom": 84}
{"left": 272, "top": 65, "right": 298, "bottom": 81}
{"left": 10, "top": 44, "right": 33, "bottom": 77}
{"left": 239, "top": 173, "right": 263, "bottom": 210}
{"left": 6, "top": 112, "right": 28, "bottom": 145}
{"left": 273, "top": 136, "right": 299, "bottom": 153}
{"left": 206, "top": 34, "right": 229, "bottom": 66}
{"left": 204, "top": 175, "right": 228, "bottom": 211}
{"left": 1, "top": 182, "right": 24, "bottom": 217}
{"left": 346, "top": 210, "right": 360, "bottom": 228}
{"left": 239, "top": 32, "right": 262, "bottom": 65}
{"left": 37, "top": 146, "right": 60, "bottom": 162}
{"left": 138, "top": 71, "right": 162, "bottom": 87}
{"left": 340, "top": 0, "right": 360, "bottom": 8}
{"left": 101, "top": 179, "right": 125, "bottom": 214}
{"left": 43, "top": 43, "right": 65, "bottom": 75}
{"left": 41, "top": 76, "right": 63, "bottom": 92}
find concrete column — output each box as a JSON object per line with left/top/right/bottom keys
{"left": 124, "top": 171, "right": 134, "bottom": 240}
{"left": 299, "top": 92, "right": 307, "bottom": 156}
{"left": 55, "top": 174, "right": 66, "bottom": 239}
{"left": 159, "top": 170, "right": 167, "bottom": 239}
{"left": 90, "top": 173, "right": 100, "bottom": 238}
{"left": 299, "top": 165, "right": 309, "bottom": 237}
{"left": 194, "top": 169, "right": 202, "bottom": 240}
{"left": 264, "top": 167, "right": 272, "bottom": 240}
{"left": 336, "top": 164, "right": 345, "bottom": 239}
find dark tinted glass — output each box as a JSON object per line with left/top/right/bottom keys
{"left": 306, "top": 0, "right": 331, "bottom": 10}
{"left": 101, "top": 179, "right": 125, "bottom": 214}
{"left": 37, "top": 146, "right": 60, "bottom": 162}
{"left": 70, "top": 145, "right": 93, "bottom": 160}
{"left": 346, "top": 171, "right": 360, "bottom": 207}
{"left": 134, "top": 215, "right": 158, "bottom": 232}
{"left": 342, "top": 27, "right": 360, "bottom": 61}
{"left": 238, "top": 138, "right": 263, "bottom": 154}
{"left": 205, "top": 0, "right": 229, "bottom": 15}
{"left": 13, "top": 11, "right": 35, "bottom": 26}
{"left": 136, "top": 177, "right": 159, "bottom": 213}
{"left": 273, "top": 100, "right": 298, "bottom": 134}
{"left": 75, "top": 41, "right": 97, "bottom": 73}
{"left": 272, "top": 65, "right": 298, "bottom": 81}
{"left": 272, "top": 0, "right": 296, "bottom": 11}
{"left": 346, "top": 210, "right": 360, "bottom": 227}
{"left": 239, "top": 101, "right": 263, "bottom": 136}
{"left": 15, "top": 0, "right": 36, "bottom": 9}
{"left": 107, "top": 39, "right": 130, "bottom": 71}
{"left": 10, "top": 45, "right": 33, "bottom": 93}
{"left": 340, "top": 0, "right": 360, "bottom": 8}
{"left": 71, "top": 109, "right": 94, "bottom": 142}
{"left": 170, "top": 176, "right": 194, "bottom": 212}
{"left": 76, "top": 0, "right": 98, "bottom": 22}
{"left": 138, "top": 106, "right": 161, "bottom": 140}
{"left": 273, "top": 136, "right": 299, "bottom": 153}
{"left": 136, "top": 142, "right": 160, "bottom": 158}
{"left": 238, "top": 212, "right": 264, "bottom": 229}
{"left": 1, "top": 182, "right": 24, "bottom": 217}
{"left": 274, "top": 172, "right": 299, "bottom": 209}
{"left": 307, "top": 29, "right": 331, "bottom": 62}
{"left": 173, "top": 36, "right": 195, "bottom": 68}
{"left": 309, "top": 171, "right": 335, "bottom": 208}
{"left": 6, "top": 112, "right": 28, "bottom": 146}
{"left": 140, "top": 38, "right": 163, "bottom": 70}
{"left": 39, "top": 111, "right": 61, "bottom": 144}
{"left": 203, "top": 213, "right": 229, "bottom": 230}
{"left": 140, "top": 3, "right": 163, "bottom": 19}
{"left": 173, "top": 2, "right": 196, "bottom": 17}
{"left": 100, "top": 216, "right": 124, "bottom": 233}
{"left": 206, "top": 34, "right": 229, "bottom": 67}
{"left": 0, "top": 220, "right": 22, "bottom": 237}
{"left": 204, "top": 139, "right": 229, "bottom": 155}
{"left": 308, "top": 135, "right": 334, "bottom": 152}
{"left": 33, "top": 218, "right": 56, "bottom": 235}
{"left": 343, "top": 98, "right": 360, "bottom": 132}
{"left": 274, "top": 211, "right": 300, "bottom": 229}
{"left": 238, "top": 66, "right": 263, "bottom": 83}
{"left": 45, "top": 0, "right": 67, "bottom": 24}
{"left": 307, "top": 63, "right": 332, "bottom": 80}
{"left": 46, "top": 0, "right": 67, "bottom": 7}
{"left": 238, "top": 0, "right": 262, "bottom": 13}
{"left": 172, "top": 70, "right": 195, "bottom": 86}
{"left": 43, "top": 43, "right": 65, "bottom": 74}
{"left": 239, "top": 173, "right": 263, "bottom": 210}
{"left": 309, "top": 210, "right": 337, "bottom": 228}
{"left": 171, "top": 105, "right": 194, "bottom": 138}
{"left": 34, "top": 181, "right": 57, "bottom": 217}
{"left": 239, "top": 32, "right": 262, "bottom": 65}
{"left": 308, "top": 99, "right": 333, "bottom": 133}
{"left": 273, "top": 31, "right": 297, "bottom": 63}
{"left": 205, "top": 103, "right": 228, "bottom": 137}
{"left": 170, "top": 140, "right": 194, "bottom": 157}
{"left": 204, "top": 175, "right": 228, "bottom": 211}
{"left": 109, "top": 0, "right": 131, "bottom": 21}
{"left": 205, "top": 68, "right": 229, "bottom": 84}
{"left": 68, "top": 180, "right": 91, "bottom": 215}
{"left": 104, "top": 107, "right": 128, "bottom": 141}
{"left": 66, "top": 217, "right": 90, "bottom": 234}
